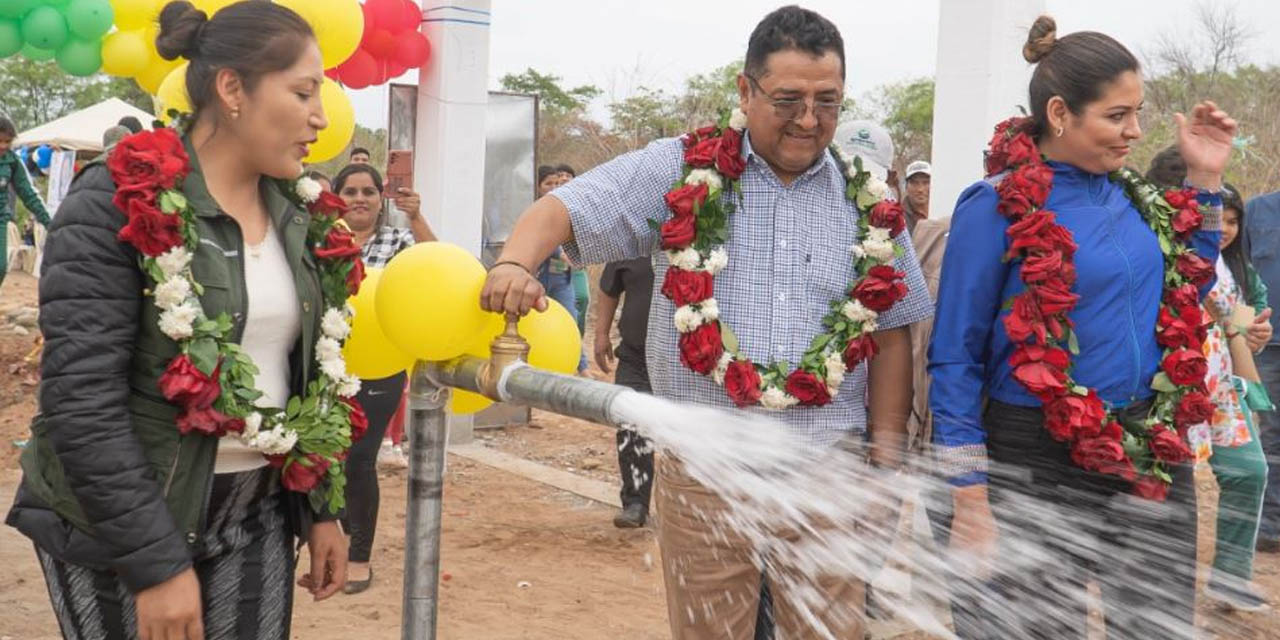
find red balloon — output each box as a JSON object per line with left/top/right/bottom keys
{"left": 397, "top": 0, "right": 422, "bottom": 34}
{"left": 366, "top": 29, "right": 397, "bottom": 59}
{"left": 367, "top": 0, "right": 402, "bottom": 32}
{"left": 394, "top": 31, "right": 430, "bottom": 69}
{"left": 336, "top": 48, "right": 378, "bottom": 89}
{"left": 325, "top": 67, "right": 340, "bottom": 80}
{"left": 385, "top": 61, "right": 409, "bottom": 80}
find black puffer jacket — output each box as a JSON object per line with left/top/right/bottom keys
{"left": 7, "top": 143, "right": 331, "bottom": 592}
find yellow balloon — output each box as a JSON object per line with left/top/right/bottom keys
{"left": 110, "top": 0, "right": 161, "bottom": 31}
{"left": 101, "top": 29, "right": 149, "bottom": 78}
{"left": 154, "top": 62, "right": 190, "bottom": 122}
{"left": 136, "top": 56, "right": 180, "bottom": 94}
{"left": 275, "top": 0, "right": 364, "bottom": 69}
{"left": 343, "top": 267, "right": 416, "bottom": 379}
{"left": 518, "top": 300, "right": 583, "bottom": 375}
{"left": 304, "top": 78, "right": 354, "bottom": 163}
{"left": 449, "top": 389, "right": 493, "bottom": 415}
{"left": 192, "top": 0, "right": 238, "bottom": 14}
{"left": 375, "top": 243, "right": 492, "bottom": 361}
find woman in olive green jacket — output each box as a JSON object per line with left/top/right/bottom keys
{"left": 6, "top": 3, "right": 356, "bottom": 639}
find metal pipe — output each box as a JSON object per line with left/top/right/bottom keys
{"left": 427, "top": 356, "right": 632, "bottom": 427}
{"left": 401, "top": 362, "right": 450, "bottom": 640}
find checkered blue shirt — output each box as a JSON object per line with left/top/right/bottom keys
{"left": 558, "top": 134, "right": 933, "bottom": 447}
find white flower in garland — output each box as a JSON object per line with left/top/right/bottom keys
{"left": 667, "top": 247, "right": 702, "bottom": 271}
{"left": 316, "top": 336, "right": 343, "bottom": 363}
{"left": 863, "top": 238, "right": 896, "bottom": 263}
{"left": 337, "top": 375, "right": 362, "bottom": 398}
{"left": 711, "top": 352, "right": 734, "bottom": 385}
{"left": 862, "top": 175, "right": 889, "bottom": 201}
{"left": 685, "top": 169, "right": 723, "bottom": 192}
{"left": 295, "top": 176, "right": 322, "bottom": 203}
{"left": 321, "top": 308, "right": 351, "bottom": 340}
{"left": 863, "top": 318, "right": 879, "bottom": 333}
{"left": 242, "top": 411, "right": 263, "bottom": 439}
{"left": 699, "top": 299, "right": 720, "bottom": 323}
{"left": 729, "top": 108, "right": 749, "bottom": 130}
{"left": 849, "top": 243, "right": 866, "bottom": 261}
{"left": 704, "top": 248, "right": 728, "bottom": 275}
{"left": 153, "top": 276, "right": 192, "bottom": 311}
{"left": 158, "top": 302, "right": 200, "bottom": 340}
{"left": 760, "top": 386, "right": 800, "bottom": 410}
{"left": 320, "top": 356, "right": 348, "bottom": 381}
{"left": 842, "top": 300, "right": 878, "bottom": 323}
{"left": 868, "top": 227, "right": 891, "bottom": 243}
{"left": 824, "top": 352, "right": 847, "bottom": 392}
{"left": 250, "top": 426, "right": 299, "bottom": 456}
{"left": 155, "top": 247, "right": 192, "bottom": 279}
{"left": 674, "top": 305, "right": 706, "bottom": 333}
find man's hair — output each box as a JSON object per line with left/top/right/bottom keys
{"left": 117, "top": 116, "right": 144, "bottom": 134}
{"left": 1145, "top": 145, "right": 1185, "bottom": 188}
{"left": 102, "top": 125, "right": 131, "bottom": 148}
{"left": 745, "top": 6, "right": 845, "bottom": 81}
{"left": 349, "top": 146, "right": 371, "bottom": 159}
{"left": 0, "top": 116, "right": 15, "bottom": 138}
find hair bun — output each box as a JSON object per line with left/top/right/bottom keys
{"left": 156, "top": 1, "right": 209, "bottom": 61}
{"left": 1022, "top": 15, "right": 1057, "bottom": 64}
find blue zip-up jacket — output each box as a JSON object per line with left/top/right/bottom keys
{"left": 1244, "top": 191, "right": 1280, "bottom": 345}
{"left": 929, "top": 161, "right": 1223, "bottom": 486}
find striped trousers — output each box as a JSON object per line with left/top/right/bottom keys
{"left": 35, "top": 467, "right": 296, "bottom": 640}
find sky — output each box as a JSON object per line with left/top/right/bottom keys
{"left": 348, "top": 0, "right": 1280, "bottom": 130}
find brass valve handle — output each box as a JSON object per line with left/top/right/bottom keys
{"left": 477, "top": 312, "right": 531, "bottom": 400}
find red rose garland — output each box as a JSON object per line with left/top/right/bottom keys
{"left": 656, "top": 110, "right": 910, "bottom": 409}
{"left": 986, "top": 116, "right": 1212, "bottom": 500}
{"left": 107, "top": 127, "right": 366, "bottom": 512}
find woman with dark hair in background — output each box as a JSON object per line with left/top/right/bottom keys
{"left": 6, "top": 2, "right": 356, "bottom": 638}
{"left": 932, "top": 15, "right": 1236, "bottom": 639}
{"left": 331, "top": 162, "right": 432, "bottom": 594}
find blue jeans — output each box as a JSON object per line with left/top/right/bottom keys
{"left": 539, "top": 269, "right": 587, "bottom": 372}
{"left": 1255, "top": 345, "right": 1280, "bottom": 540}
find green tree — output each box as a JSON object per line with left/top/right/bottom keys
{"left": 0, "top": 58, "right": 151, "bottom": 131}
{"left": 673, "top": 61, "right": 743, "bottom": 130}
{"left": 499, "top": 68, "right": 602, "bottom": 115}
{"left": 854, "top": 77, "right": 935, "bottom": 173}
{"left": 608, "top": 86, "right": 681, "bottom": 149}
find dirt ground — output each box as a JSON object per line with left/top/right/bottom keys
{"left": 1, "top": 271, "right": 1279, "bottom": 639}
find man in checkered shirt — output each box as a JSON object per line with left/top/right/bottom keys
{"left": 481, "top": 7, "right": 931, "bottom": 639}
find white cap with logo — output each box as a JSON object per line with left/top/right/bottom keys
{"left": 905, "top": 160, "right": 932, "bottom": 179}
{"left": 833, "top": 120, "right": 894, "bottom": 180}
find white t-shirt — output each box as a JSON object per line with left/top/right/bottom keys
{"left": 214, "top": 221, "right": 302, "bottom": 473}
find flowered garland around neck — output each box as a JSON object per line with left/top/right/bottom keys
{"left": 654, "top": 109, "right": 910, "bottom": 410}
{"left": 987, "top": 116, "right": 1217, "bottom": 501}
{"left": 106, "top": 127, "right": 369, "bottom": 514}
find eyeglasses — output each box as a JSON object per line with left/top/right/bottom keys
{"left": 745, "top": 75, "right": 843, "bottom": 123}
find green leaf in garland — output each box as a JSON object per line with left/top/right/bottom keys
{"left": 286, "top": 396, "right": 302, "bottom": 420}
{"left": 646, "top": 218, "right": 661, "bottom": 231}
{"left": 721, "top": 323, "right": 740, "bottom": 354}
{"left": 1157, "top": 233, "right": 1172, "bottom": 255}
{"left": 1150, "top": 372, "right": 1178, "bottom": 393}
{"left": 189, "top": 337, "right": 219, "bottom": 375}
{"left": 1152, "top": 464, "right": 1172, "bottom": 483}
{"left": 1067, "top": 330, "right": 1080, "bottom": 355}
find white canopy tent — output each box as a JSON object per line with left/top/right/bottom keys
{"left": 15, "top": 98, "right": 152, "bottom": 153}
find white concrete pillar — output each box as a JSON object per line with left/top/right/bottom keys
{"left": 415, "top": 1, "right": 493, "bottom": 444}
{"left": 929, "top": 0, "right": 1046, "bottom": 218}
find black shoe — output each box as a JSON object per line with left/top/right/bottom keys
{"left": 1257, "top": 537, "right": 1280, "bottom": 553}
{"left": 613, "top": 503, "right": 647, "bottom": 528}
{"left": 1205, "top": 574, "right": 1270, "bottom": 612}
{"left": 343, "top": 567, "right": 373, "bottom": 595}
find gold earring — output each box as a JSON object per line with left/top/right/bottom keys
{"left": 1055, "top": 126, "right": 1064, "bottom": 137}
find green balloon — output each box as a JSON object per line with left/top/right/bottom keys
{"left": 20, "top": 42, "right": 55, "bottom": 61}
{"left": 0, "top": 20, "right": 22, "bottom": 58}
{"left": 65, "top": 0, "right": 112, "bottom": 40}
{"left": 56, "top": 37, "right": 100, "bottom": 76}
{"left": 0, "top": 0, "right": 38, "bottom": 20}
{"left": 20, "top": 6, "right": 67, "bottom": 51}
{"left": 43, "top": 0, "right": 71, "bottom": 6}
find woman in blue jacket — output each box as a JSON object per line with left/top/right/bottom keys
{"left": 929, "top": 16, "right": 1236, "bottom": 640}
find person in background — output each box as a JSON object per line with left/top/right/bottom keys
{"left": 834, "top": 119, "right": 898, "bottom": 201}
{"left": 902, "top": 160, "right": 931, "bottom": 233}
{"left": 535, "top": 164, "right": 587, "bottom": 374}
{"left": 1242, "top": 167, "right": 1280, "bottom": 554}
{"left": 101, "top": 125, "right": 132, "bottom": 152}
{"left": 933, "top": 15, "right": 1235, "bottom": 639}
{"left": 332, "top": 163, "right": 433, "bottom": 594}
{"left": 116, "top": 115, "right": 144, "bottom": 135}
{"left": 0, "top": 115, "right": 52, "bottom": 290}
{"left": 349, "top": 146, "right": 371, "bottom": 165}
{"left": 558, "top": 164, "right": 592, "bottom": 343}
{"left": 304, "top": 169, "right": 331, "bottom": 193}
{"left": 594, "top": 256, "right": 655, "bottom": 527}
